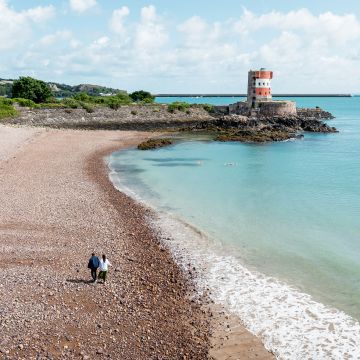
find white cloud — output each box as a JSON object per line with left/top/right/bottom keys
{"left": 0, "top": 0, "right": 55, "bottom": 50}
{"left": 178, "top": 16, "right": 222, "bottom": 46}
{"left": 90, "top": 36, "right": 110, "bottom": 49}
{"left": 2, "top": 5, "right": 360, "bottom": 93}
{"left": 69, "top": 0, "right": 97, "bottom": 13}
{"left": 234, "top": 8, "right": 360, "bottom": 45}
{"left": 23, "top": 5, "right": 56, "bottom": 23}
{"left": 109, "top": 6, "right": 130, "bottom": 36}
{"left": 135, "top": 5, "right": 169, "bottom": 53}
{"left": 140, "top": 4, "right": 157, "bottom": 22}
{"left": 39, "top": 31, "right": 73, "bottom": 46}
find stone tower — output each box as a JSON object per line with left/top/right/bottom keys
{"left": 247, "top": 68, "right": 273, "bottom": 108}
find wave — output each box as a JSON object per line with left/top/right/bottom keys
{"left": 108, "top": 160, "right": 360, "bottom": 360}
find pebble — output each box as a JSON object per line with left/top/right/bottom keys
{"left": 0, "top": 130, "right": 211, "bottom": 359}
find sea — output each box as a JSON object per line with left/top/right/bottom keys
{"left": 109, "top": 96, "right": 360, "bottom": 359}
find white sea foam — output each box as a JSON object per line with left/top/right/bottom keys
{"left": 109, "top": 165, "right": 360, "bottom": 360}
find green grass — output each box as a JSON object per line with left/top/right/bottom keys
{"left": 12, "top": 98, "right": 37, "bottom": 108}
{"left": 167, "top": 101, "right": 191, "bottom": 113}
{"left": 202, "top": 103, "right": 214, "bottom": 113}
{"left": 0, "top": 98, "right": 18, "bottom": 120}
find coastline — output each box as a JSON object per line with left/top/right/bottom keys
{"left": 0, "top": 125, "right": 272, "bottom": 359}
{"left": 108, "top": 136, "right": 360, "bottom": 359}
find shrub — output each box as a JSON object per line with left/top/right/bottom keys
{"left": 12, "top": 76, "right": 52, "bottom": 103}
{"left": 79, "top": 101, "right": 95, "bottom": 113}
{"left": 0, "top": 97, "right": 13, "bottom": 106}
{"left": 12, "top": 98, "right": 37, "bottom": 108}
{"left": 167, "top": 101, "right": 191, "bottom": 113}
{"left": 107, "top": 98, "right": 121, "bottom": 110}
{"left": 62, "top": 98, "right": 80, "bottom": 109}
{"left": 115, "top": 92, "right": 132, "bottom": 104}
{"left": 73, "top": 93, "right": 91, "bottom": 102}
{"left": 130, "top": 90, "right": 154, "bottom": 103}
{"left": 203, "top": 104, "right": 214, "bottom": 113}
{"left": 0, "top": 101, "right": 18, "bottom": 120}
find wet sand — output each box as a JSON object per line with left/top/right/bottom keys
{"left": 0, "top": 126, "right": 273, "bottom": 359}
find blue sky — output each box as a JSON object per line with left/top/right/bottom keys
{"left": 1, "top": 0, "right": 360, "bottom": 93}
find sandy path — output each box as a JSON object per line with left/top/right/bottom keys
{"left": 0, "top": 126, "right": 272, "bottom": 359}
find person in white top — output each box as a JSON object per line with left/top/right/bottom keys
{"left": 98, "top": 254, "right": 112, "bottom": 284}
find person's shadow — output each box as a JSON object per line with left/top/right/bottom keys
{"left": 66, "top": 279, "right": 93, "bottom": 285}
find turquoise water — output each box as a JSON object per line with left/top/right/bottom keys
{"left": 110, "top": 97, "right": 360, "bottom": 322}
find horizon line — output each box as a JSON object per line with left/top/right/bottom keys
{"left": 155, "top": 93, "right": 353, "bottom": 98}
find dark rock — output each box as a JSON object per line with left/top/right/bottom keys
{"left": 137, "top": 138, "right": 173, "bottom": 150}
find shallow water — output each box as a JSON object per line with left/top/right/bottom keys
{"left": 109, "top": 97, "right": 360, "bottom": 358}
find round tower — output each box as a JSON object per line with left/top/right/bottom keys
{"left": 247, "top": 68, "right": 273, "bottom": 108}
{"left": 255, "top": 68, "right": 272, "bottom": 101}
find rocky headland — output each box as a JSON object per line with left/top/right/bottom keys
{"left": 1, "top": 104, "right": 336, "bottom": 144}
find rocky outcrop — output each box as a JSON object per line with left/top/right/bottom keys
{"left": 215, "top": 129, "right": 302, "bottom": 143}
{"left": 181, "top": 112, "right": 336, "bottom": 141}
{"left": 2, "top": 104, "right": 337, "bottom": 143}
{"left": 137, "top": 138, "right": 173, "bottom": 150}
{"left": 297, "top": 107, "right": 335, "bottom": 120}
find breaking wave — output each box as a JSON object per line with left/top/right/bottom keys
{"left": 109, "top": 163, "right": 360, "bottom": 360}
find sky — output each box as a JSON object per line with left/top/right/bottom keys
{"left": 1, "top": 0, "right": 360, "bottom": 93}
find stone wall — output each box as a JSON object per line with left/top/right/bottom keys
{"left": 258, "top": 101, "right": 296, "bottom": 116}
{"left": 229, "top": 101, "right": 250, "bottom": 116}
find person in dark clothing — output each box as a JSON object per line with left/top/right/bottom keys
{"left": 88, "top": 253, "right": 100, "bottom": 283}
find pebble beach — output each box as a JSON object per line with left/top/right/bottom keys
{"left": 0, "top": 125, "right": 272, "bottom": 359}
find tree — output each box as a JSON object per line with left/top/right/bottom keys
{"left": 129, "top": 90, "right": 155, "bottom": 103}
{"left": 12, "top": 77, "right": 52, "bottom": 103}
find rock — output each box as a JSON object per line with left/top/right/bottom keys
{"left": 137, "top": 138, "right": 173, "bottom": 150}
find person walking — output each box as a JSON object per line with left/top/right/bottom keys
{"left": 88, "top": 253, "right": 100, "bottom": 283}
{"left": 98, "top": 254, "right": 112, "bottom": 284}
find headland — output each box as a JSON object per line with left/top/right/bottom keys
{"left": 2, "top": 101, "right": 336, "bottom": 144}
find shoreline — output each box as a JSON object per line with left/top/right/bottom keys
{"left": 108, "top": 136, "right": 360, "bottom": 359}
{"left": 107, "top": 149, "right": 275, "bottom": 360}
{"left": 0, "top": 125, "right": 272, "bottom": 359}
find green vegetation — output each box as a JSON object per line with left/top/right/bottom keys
{"left": 62, "top": 98, "right": 79, "bottom": 109}
{"left": 130, "top": 90, "right": 154, "bottom": 103}
{"left": 167, "top": 101, "right": 191, "bottom": 113}
{"left": 137, "top": 138, "right": 173, "bottom": 150}
{"left": 12, "top": 77, "right": 52, "bottom": 103}
{"left": 1, "top": 77, "right": 128, "bottom": 98}
{"left": 1, "top": 77, "right": 157, "bottom": 115}
{"left": 78, "top": 101, "right": 95, "bottom": 113}
{"left": 0, "top": 82, "right": 12, "bottom": 97}
{"left": 12, "top": 98, "right": 37, "bottom": 107}
{"left": 202, "top": 104, "right": 214, "bottom": 113}
{"left": 0, "top": 98, "right": 18, "bottom": 120}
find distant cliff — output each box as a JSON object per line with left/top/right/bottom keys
{"left": 0, "top": 78, "right": 126, "bottom": 98}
